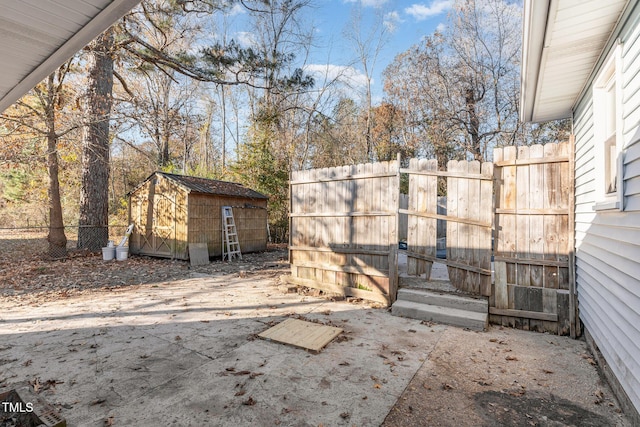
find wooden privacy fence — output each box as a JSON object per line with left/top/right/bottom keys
{"left": 287, "top": 142, "right": 575, "bottom": 336}
{"left": 400, "top": 159, "right": 494, "bottom": 296}
{"left": 287, "top": 159, "right": 400, "bottom": 305}
{"left": 492, "top": 142, "right": 576, "bottom": 336}
{"left": 398, "top": 194, "right": 446, "bottom": 244}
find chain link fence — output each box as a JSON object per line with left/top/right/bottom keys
{"left": 0, "top": 225, "right": 131, "bottom": 258}
{"left": 268, "top": 224, "right": 288, "bottom": 244}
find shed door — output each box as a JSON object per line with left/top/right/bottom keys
{"left": 152, "top": 193, "right": 176, "bottom": 256}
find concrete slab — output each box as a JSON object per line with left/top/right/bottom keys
{"left": 392, "top": 299, "right": 488, "bottom": 331}
{"left": 0, "top": 274, "right": 441, "bottom": 426}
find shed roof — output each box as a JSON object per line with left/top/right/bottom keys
{"left": 155, "top": 172, "right": 268, "bottom": 200}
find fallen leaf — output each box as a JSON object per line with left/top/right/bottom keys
{"left": 30, "top": 377, "right": 42, "bottom": 393}
{"left": 374, "top": 383, "right": 382, "bottom": 389}
{"left": 235, "top": 390, "right": 246, "bottom": 397}
{"left": 242, "top": 397, "right": 256, "bottom": 406}
{"left": 594, "top": 389, "right": 604, "bottom": 405}
{"left": 104, "top": 416, "right": 114, "bottom": 426}
{"left": 505, "top": 355, "right": 518, "bottom": 361}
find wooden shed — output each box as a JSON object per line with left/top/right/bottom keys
{"left": 128, "top": 172, "right": 268, "bottom": 260}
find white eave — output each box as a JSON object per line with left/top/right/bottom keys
{"left": 0, "top": 0, "right": 140, "bottom": 114}
{"left": 520, "top": 0, "right": 628, "bottom": 123}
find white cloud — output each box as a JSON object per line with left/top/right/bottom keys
{"left": 436, "top": 23, "right": 447, "bottom": 33}
{"left": 305, "top": 64, "right": 369, "bottom": 89}
{"left": 344, "top": 0, "right": 389, "bottom": 8}
{"left": 384, "top": 11, "right": 403, "bottom": 32}
{"left": 226, "top": 3, "right": 245, "bottom": 16}
{"left": 236, "top": 31, "right": 257, "bottom": 48}
{"left": 405, "top": 0, "right": 452, "bottom": 21}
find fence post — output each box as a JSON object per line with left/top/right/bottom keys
{"left": 288, "top": 170, "right": 292, "bottom": 265}
{"left": 388, "top": 153, "right": 401, "bottom": 304}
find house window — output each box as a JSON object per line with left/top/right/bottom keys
{"left": 593, "top": 44, "right": 623, "bottom": 210}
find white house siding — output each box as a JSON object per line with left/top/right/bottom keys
{"left": 573, "top": 4, "right": 640, "bottom": 415}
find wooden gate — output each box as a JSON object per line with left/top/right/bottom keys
{"left": 400, "top": 159, "right": 494, "bottom": 295}
{"left": 287, "top": 159, "right": 400, "bottom": 305}
{"left": 491, "top": 142, "right": 576, "bottom": 336}
{"left": 152, "top": 193, "right": 176, "bottom": 256}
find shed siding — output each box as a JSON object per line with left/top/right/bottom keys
{"left": 573, "top": 4, "right": 640, "bottom": 414}
{"left": 129, "top": 173, "right": 267, "bottom": 260}
{"left": 188, "top": 193, "right": 267, "bottom": 257}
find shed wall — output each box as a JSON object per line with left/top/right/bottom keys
{"left": 573, "top": 3, "right": 640, "bottom": 416}
{"left": 188, "top": 193, "right": 267, "bottom": 257}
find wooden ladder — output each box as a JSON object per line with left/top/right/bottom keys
{"left": 222, "top": 206, "right": 242, "bottom": 261}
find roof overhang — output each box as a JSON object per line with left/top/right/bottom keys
{"left": 0, "top": 0, "right": 140, "bottom": 114}
{"left": 520, "top": 0, "right": 629, "bottom": 123}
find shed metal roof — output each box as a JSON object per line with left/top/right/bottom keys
{"left": 0, "top": 0, "right": 140, "bottom": 113}
{"left": 157, "top": 172, "right": 268, "bottom": 200}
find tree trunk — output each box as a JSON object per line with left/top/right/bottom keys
{"left": 78, "top": 28, "right": 114, "bottom": 251}
{"left": 45, "top": 75, "right": 67, "bottom": 258}
{"left": 465, "top": 87, "right": 483, "bottom": 161}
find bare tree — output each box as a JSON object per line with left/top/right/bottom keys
{"left": 1, "top": 62, "right": 80, "bottom": 257}
{"left": 384, "top": 0, "right": 523, "bottom": 162}
{"left": 343, "top": 5, "right": 389, "bottom": 162}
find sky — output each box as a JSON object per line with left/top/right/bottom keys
{"left": 223, "top": 0, "right": 453, "bottom": 103}
{"left": 308, "top": 0, "right": 452, "bottom": 101}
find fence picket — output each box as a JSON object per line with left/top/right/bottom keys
{"left": 468, "top": 160, "right": 481, "bottom": 294}
{"left": 492, "top": 142, "right": 573, "bottom": 335}
{"left": 447, "top": 160, "right": 459, "bottom": 286}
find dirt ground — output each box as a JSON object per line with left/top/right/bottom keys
{"left": 382, "top": 326, "right": 629, "bottom": 426}
{"left": 0, "top": 234, "right": 634, "bottom": 426}
{"left": 0, "top": 232, "right": 289, "bottom": 305}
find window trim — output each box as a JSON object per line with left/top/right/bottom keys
{"left": 592, "top": 43, "right": 624, "bottom": 212}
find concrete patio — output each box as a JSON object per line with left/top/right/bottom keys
{"left": 0, "top": 269, "right": 632, "bottom": 426}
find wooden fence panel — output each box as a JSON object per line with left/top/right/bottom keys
{"left": 287, "top": 159, "right": 399, "bottom": 305}
{"left": 401, "top": 160, "right": 493, "bottom": 296}
{"left": 491, "top": 142, "right": 574, "bottom": 335}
